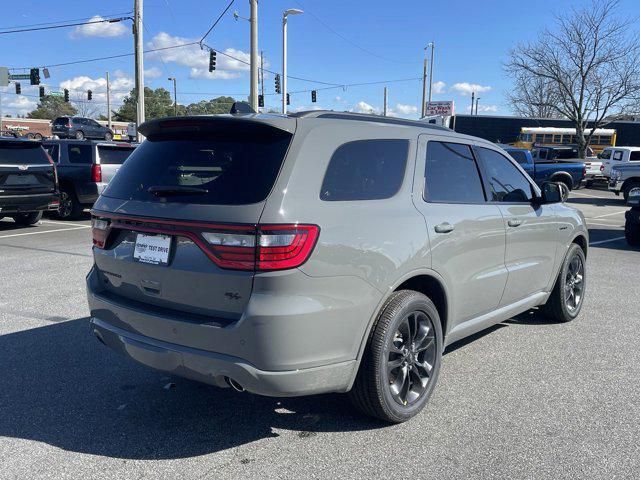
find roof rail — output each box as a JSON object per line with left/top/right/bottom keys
{"left": 289, "top": 110, "right": 450, "bottom": 131}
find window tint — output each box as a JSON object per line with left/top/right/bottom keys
{"left": 613, "top": 151, "right": 624, "bottom": 161}
{"left": 103, "top": 130, "right": 292, "bottom": 205}
{"left": 53, "top": 117, "right": 68, "bottom": 125}
{"left": 506, "top": 150, "right": 529, "bottom": 165}
{"left": 630, "top": 151, "right": 640, "bottom": 161}
{"left": 600, "top": 150, "right": 612, "bottom": 160}
{"left": 424, "top": 142, "right": 485, "bottom": 203}
{"left": 67, "top": 144, "right": 92, "bottom": 164}
{"left": 476, "top": 147, "right": 534, "bottom": 203}
{"left": 320, "top": 139, "right": 408, "bottom": 201}
{"left": 0, "top": 143, "right": 48, "bottom": 165}
{"left": 44, "top": 144, "right": 59, "bottom": 163}
{"left": 97, "top": 145, "right": 134, "bottom": 165}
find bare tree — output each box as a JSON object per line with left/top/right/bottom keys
{"left": 506, "top": 74, "right": 563, "bottom": 118}
{"left": 71, "top": 92, "right": 101, "bottom": 118}
{"left": 506, "top": 0, "right": 640, "bottom": 157}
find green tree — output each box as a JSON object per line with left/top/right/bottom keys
{"left": 27, "top": 95, "right": 77, "bottom": 119}
{"left": 114, "top": 87, "right": 176, "bottom": 122}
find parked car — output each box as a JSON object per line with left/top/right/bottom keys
{"left": 600, "top": 146, "right": 640, "bottom": 179}
{"left": 608, "top": 162, "right": 640, "bottom": 202}
{"left": 51, "top": 116, "right": 114, "bottom": 141}
{"left": 0, "top": 138, "right": 59, "bottom": 226}
{"left": 43, "top": 139, "right": 137, "bottom": 219}
{"left": 87, "top": 111, "right": 588, "bottom": 423}
{"left": 625, "top": 187, "right": 640, "bottom": 246}
{"left": 502, "top": 146, "right": 585, "bottom": 191}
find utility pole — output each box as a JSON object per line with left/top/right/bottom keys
{"left": 260, "top": 50, "right": 265, "bottom": 104}
{"left": 427, "top": 42, "right": 435, "bottom": 103}
{"left": 383, "top": 86, "right": 388, "bottom": 117}
{"left": 421, "top": 51, "right": 428, "bottom": 118}
{"left": 470, "top": 91, "right": 475, "bottom": 115}
{"left": 134, "top": 0, "right": 145, "bottom": 140}
{"left": 475, "top": 97, "right": 480, "bottom": 115}
{"left": 106, "top": 71, "right": 112, "bottom": 131}
{"left": 282, "top": 9, "right": 303, "bottom": 114}
{"left": 168, "top": 77, "right": 177, "bottom": 116}
{"left": 249, "top": 0, "right": 259, "bottom": 111}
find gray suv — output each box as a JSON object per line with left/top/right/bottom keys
{"left": 52, "top": 116, "right": 113, "bottom": 141}
{"left": 87, "top": 112, "right": 588, "bottom": 423}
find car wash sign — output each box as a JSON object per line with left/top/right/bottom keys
{"left": 425, "top": 101, "right": 454, "bottom": 116}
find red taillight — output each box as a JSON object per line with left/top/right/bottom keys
{"left": 582, "top": 166, "right": 587, "bottom": 178}
{"left": 600, "top": 164, "right": 605, "bottom": 172}
{"left": 67, "top": 123, "right": 72, "bottom": 128}
{"left": 91, "top": 164, "right": 102, "bottom": 182}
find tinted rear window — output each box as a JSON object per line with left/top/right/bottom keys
{"left": 424, "top": 142, "right": 485, "bottom": 203}
{"left": 53, "top": 118, "right": 68, "bottom": 125}
{"left": 67, "top": 144, "right": 92, "bottom": 164}
{"left": 631, "top": 151, "right": 640, "bottom": 161}
{"left": 506, "top": 150, "right": 529, "bottom": 165}
{"left": 103, "top": 131, "right": 291, "bottom": 205}
{"left": 98, "top": 146, "right": 135, "bottom": 165}
{"left": 320, "top": 139, "right": 408, "bottom": 201}
{"left": 0, "top": 143, "right": 48, "bottom": 165}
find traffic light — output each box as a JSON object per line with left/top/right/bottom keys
{"left": 311, "top": 90, "right": 317, "bottom": 103}
{"left": 64, "top": 89, "right": 69, "bottom": 102}
{"left": 258, "top": 94, "right": 264, "bottom": 108}
{"left": 87, "top": 90, "right": 92, "bottom": 101}
{"left": 209, "top": 50, "right": 217, "bottom": 72}
{"left": 15, "top": 82, "right": 21, "bottom": 95}
{"left": 30, "top": 68, "right": 40, "bottom": 85}
{"left": 286, "top": 93, "right": 290, "bottom": 105}
{"left": 274, "top": 74, "right": 281, "bottom": 94}
{"left": 39, "top": 86, "right": 45, "bottom": 98}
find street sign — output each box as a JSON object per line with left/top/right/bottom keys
{"left": 0, "top": 67, "right": 8, "bottom": 87}
{"left": 425, "top": 100, "right": 455, "bottom": 117}
{"left": 49, "top": 91, "right": 64, "bottom": 97}
{"left": 9, "top": 73, "right": 30, "bottom": 81}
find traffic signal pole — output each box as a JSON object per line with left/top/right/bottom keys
{"left": 134, "top": 0, "right": 145, "bottom": 140}
{"left": 106, "top": 71, "right": 112, "bottom": 131}
{"left": 249, "top": 0, "right": 259, "bottom": 111}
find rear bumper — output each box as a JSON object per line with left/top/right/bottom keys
{"left": 609, "top": 180, "right": 623, "bottom": 193}
{"left": 86, "top": 266, "right": 380, "bottom": 396}
{"left": 0, "top": 192, "right": 59, "bottom": 214}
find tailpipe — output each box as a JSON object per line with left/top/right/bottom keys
{"left": 225, "top": 377, "right": 245, "bottom": 392}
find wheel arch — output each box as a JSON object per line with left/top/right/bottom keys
{"left": 549, "top": 171, "right": 574, "bottom": 190}
{"left": 572, "top": 233, "right": 588, "bottom": 258}
{"left": 621, "top": 177, "right": 640, "bottom": 192}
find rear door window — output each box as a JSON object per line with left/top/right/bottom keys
{"left": 0, "top": 142, "right": 49, "bottom": 165}
{"left": 506, "top": 150, "right": 529, "bottom": 165}
{"left": 424, "top": 141, "right": 485, "bottom": 203}
{"left": 630, "top": 151, "right": 640, "bottom": 161}
{"left": 97, "top": 145, "right": 134, "bottom": 165}
{"left": 67, "top": 144, "right": 92, "bottom": 164}
{"left": 103, "top": 130, "right": 292, "bottom": 205}
{"left": 476, "top": 147, "right": 534, "bottom": 203}
{"left": 320, "top": 139, "right": 408, "bottom": 201}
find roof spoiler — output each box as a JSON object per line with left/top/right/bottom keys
{"left": 230, "top": 101, "right": 256, "bottom": 115}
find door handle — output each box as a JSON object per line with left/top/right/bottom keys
{"left": 434, "top": 222, "right": 455, "bottom": 234}
{"left": 508, "top": 218, "right": 522, "bottom": 227}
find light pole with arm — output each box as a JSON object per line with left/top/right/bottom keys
{"left": 168, "top": 77, "right": 177, "bottom": 116}
{"left": 282, "top": 8, "right": 303, "bottom": 114}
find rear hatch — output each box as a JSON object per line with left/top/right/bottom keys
{"left": 90, "top": 116, "right": 298, "bottom": 324}
{"left": 51, "top": 117, "right": 70, "bottom": 135}
{"left": 96, "top": 143, "right": 136, "bottom": 184}
{"left": 0, "top": 140, "right": 56, "bottom": 199}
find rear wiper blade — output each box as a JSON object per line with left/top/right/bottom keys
{"left": 147, "top": 185, "right": 209, "bottom": 196}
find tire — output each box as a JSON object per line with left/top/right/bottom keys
{"left": 12, "top": 211, "right": 43, "bottom": 226}
{"left": 105, "top": 132, "right": 113, "bottom": 141}
{"left": 625, "top": 221, "right": 640, "bottom": 246}
{"left": 540, "top": 244, "right": 586, "bottom": 323}
{"left": 349, "top": 290, "right": 443, "bottom": 423}
{"left": 75, "top": 130, "right": 85, "bottom": 140}
{"left": 56, "top": 187, "right": 84, "bottom": 220}
{"left": 623, "top": 181, "right": 640, "bottom": 203}
{"left": 585, "top": 180, "right": 594, "bottom": 188}
{"left": 34, "top": 133, "right": 43, "bottom": 140}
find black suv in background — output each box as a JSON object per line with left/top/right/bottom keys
{"left": 51, "top": 117, "right": 114, "bottom": 141}
{"left": 43, "top": 140, "right": 137, "bottom": 219}
{"left": 0, "top": 138, "right": 59, "bottom": 226}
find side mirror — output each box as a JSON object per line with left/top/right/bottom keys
{"left": 538, "top": 182, "right": 564, "bottom": 204}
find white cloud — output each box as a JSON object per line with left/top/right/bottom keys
{"left": 59, "top": 73, "right": 134, "bottom": 104}
{"left": 353, "top": 101, "right": 379, "bottom": 114}
{"left": 146, "top": 32, "right": 265, "bottom": 81}
{"left": 144, "top": 67, "right": 163, "bottom": 79}
{"left": 450, "top": 82, "right": 492, "bottom": 96}
{"left": 466, "top": 104, "right": 499, "bottom": 113}
{"left": 394, "top": 103, "right": 419, "bottom": 115}
{"left": 2, "top": 95, "right": 38, "bottom": 116}
{"left": 432, "top": 81, "right": 446, "bottom": 94}
{"left": 70, "top": 15, "right": 127, "bottom": 38}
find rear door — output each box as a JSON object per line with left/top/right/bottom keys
{"left": 51, "top": 117, "right": 69, "bottom": 137}
{"left": 413, "top": 135, "right": 507, "bottom": 327}
{"left": 474, "top": 146, "right": 558, "bottom": 305}
{"left": 96, "top": 144, "right": 136, "bottom": 184}
{"left": 0, "top": 141, "right": 56, "bottom": 198}
{"left": 91, "top": 122, "right": 293, "bottom": 322}
{"left": 603, "top": 148, "right": 622, "bottom": 177}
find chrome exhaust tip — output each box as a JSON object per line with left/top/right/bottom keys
{"left": 225, "top": 377, "right": 245, "bottom": 392}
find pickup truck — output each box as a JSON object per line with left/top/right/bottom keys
{"left": 501, "top": 146, "right": 586, "bottom": 191}
{"left": 609, "top": 163, "right": 640, "bottom": 202}
{"left": 600, "top": 146, "right": 640, "bottom": 178}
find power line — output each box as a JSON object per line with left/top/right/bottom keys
{"left": 0, "top": 16, "right": 131, "bottom": 35}
{"left": 200, "top": 0, "right": 235, "bottom": 42}
{"left": 0, "top": 12, "right": 132, "bottom": 30}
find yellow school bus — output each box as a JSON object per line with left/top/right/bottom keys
{"left": 514, "top": 127, "right": 617, "bottom": 153}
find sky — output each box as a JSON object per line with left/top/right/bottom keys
{"left": 0, "top": 0, "right": 638, "bottom": 119}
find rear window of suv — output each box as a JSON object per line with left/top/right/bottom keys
{"left": 0, "top": 142, "right": 49, "bottom": 165}
{"left": 97, "top": 145, "right": 135, "bottom": 165}
{"left": 320, "top": 139, "right": 408, "bottom": 201}
{"left": 102, "top": 130, "right": 292, "bottom": 205}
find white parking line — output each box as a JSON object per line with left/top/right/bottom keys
{"left": 592, "top": 210, "right": 627, "bottom": 219}
{"left": 0, "top": 226, "right": 89, "bottom": 240}
{"left": 571, "top": 191, "right": 613, "bottom": 199}
{"left": 40, "top": 220, "right": 90, "bottom": 228}
{"left": 587, "top": 221, "right": 624, "bottom": 227}
{"left": 590, "top": 236, "right": 626, "bottom": 246}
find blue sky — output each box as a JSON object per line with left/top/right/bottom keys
{"left": 1, "top": 0, "right": 637, "bottom": 118}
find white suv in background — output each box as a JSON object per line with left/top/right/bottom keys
{"left": 600, "top": 147, "right": 640, "bottom": 178}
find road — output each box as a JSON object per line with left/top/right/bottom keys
{"left": 1, "top": 188, "right": 638, "bottom": 479}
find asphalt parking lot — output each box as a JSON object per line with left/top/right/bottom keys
{"left": 1, "top": 187, "right": 638, "bottom": 480}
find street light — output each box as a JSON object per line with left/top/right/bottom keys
{"left": 282, "top": 8, "right": 303, "bottom": 114}
{"left": 168, "top": 77, "right": 177, "bottom": 116}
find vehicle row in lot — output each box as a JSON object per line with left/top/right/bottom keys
{"left": 87, "top": 110, "right": 587, "bottom": 423}
{"left": 0, "top": 138, "right": 59, "bottom": 225}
